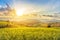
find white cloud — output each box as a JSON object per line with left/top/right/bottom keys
{"left": 13, "top": 0, "right": 60, "bottom": 15}
{"left": 0, "top": 5, "right": 2, "bottom": 8}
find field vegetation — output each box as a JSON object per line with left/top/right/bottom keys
{"left": 0, "top": 20, "right": 60, "bottom": 40}
{"left": 0, "top": 28, "right": 60, "bottom": 40}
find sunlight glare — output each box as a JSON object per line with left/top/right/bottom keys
{"left": 16, "top": 8, "right": 26, "bottom": 16}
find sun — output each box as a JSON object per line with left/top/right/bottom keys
{"left": 16, "top": 8, "right": 26, "bottom": 16}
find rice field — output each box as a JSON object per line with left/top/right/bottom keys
{"left": 0, "top": 28, "right": 60, "bottom": 40}
{"left": 0, "top": 21, "right": 60, "bottom": 40}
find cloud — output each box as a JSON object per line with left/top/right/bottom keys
{"left": 13, "top": 0, "right": 60, "bottom": 15}
{"left": 0, "top": 5, "right": 2, "bottom": 8}
{"left": 33, "top": 0, "right": 60, "bottom": 14}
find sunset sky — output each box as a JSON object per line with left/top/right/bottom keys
{"left": 0, "top": 0, "right": 60, "bottom": 15}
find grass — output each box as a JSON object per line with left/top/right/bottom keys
{"left": 0, "top": 28, "right": 60, "bottom": 40}
{"left": 0, "top": 21, "right": 60, "bottom": 40}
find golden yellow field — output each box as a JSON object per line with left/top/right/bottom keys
{"left": 0, "top": 28, "right": 60, "bottom": 40}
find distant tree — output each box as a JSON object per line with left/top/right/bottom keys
{"left": 47, "top": 23, "right": 52, "bottom": 28}
{"left": 47, "top": 22, "right": 54, "bottom": 28}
